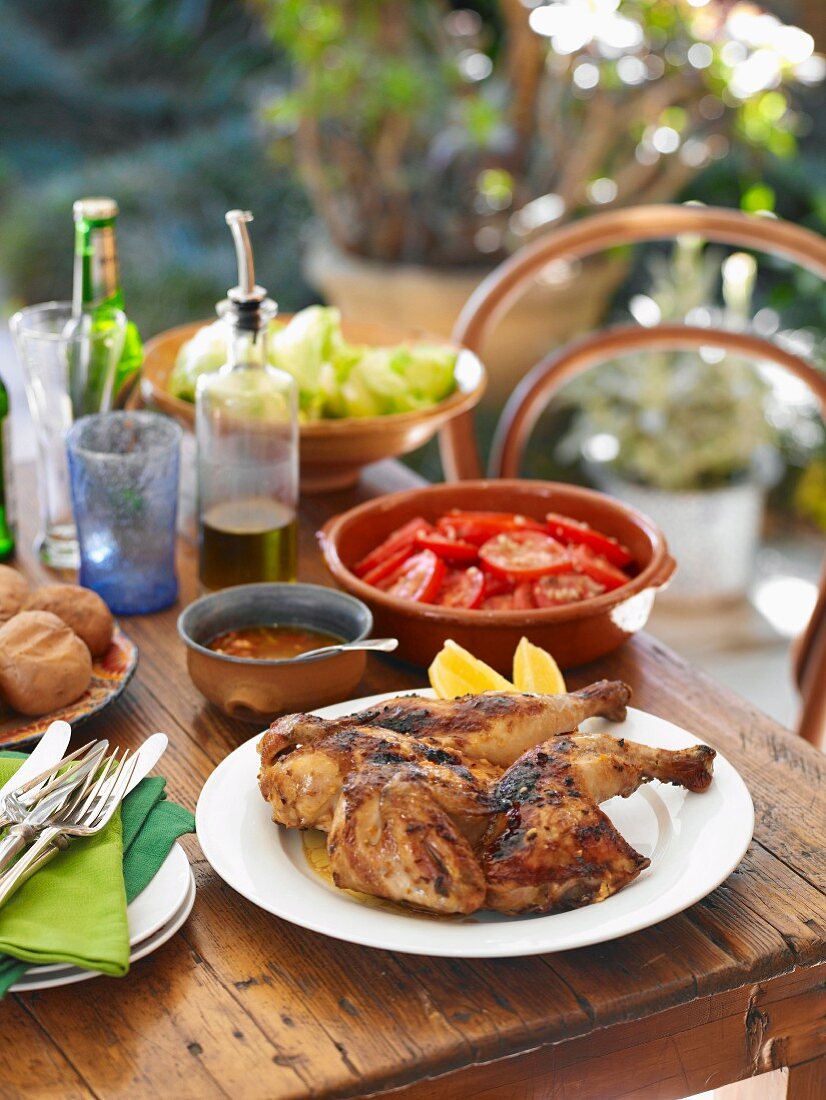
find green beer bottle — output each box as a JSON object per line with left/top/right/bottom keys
{"left": 0, "top": 372, "right": 15, "bottom": 560}
{"left": 72, "top": 197, "right": 143, "bottom": 403}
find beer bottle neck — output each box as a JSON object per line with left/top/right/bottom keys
{"left": 73, "top": 217, "right": 124, "bottom": 313}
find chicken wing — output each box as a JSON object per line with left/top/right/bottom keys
{"left": 327, "top": 767, "right": 486, "bottom": 915}
{"left": 481, "top": 732, "right": 716, "bottom": 914}
{"left": 263, "top": 681, "right": 631, "bottom": 769}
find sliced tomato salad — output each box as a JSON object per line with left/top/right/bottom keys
{"left": 353, "top": 516, "right": 432, "bottom": 577}
{"left": 479, "top": 530, "right": 571, "bottom": 581}
{"left": 545, "top": 512, "right": 632, "bottom": 568}
{"left": 415, "top": 530, "right": 479, "bottom": 563}
{"left": 436, "top": 510, "right": 544, "bottom": 546}
{"left": 360, "top": 545, "right": 414, "bottom": 588}
{"left": 384, "top": 549, "right": 445, "bottom": 603}
{"left": 569, "top": 544, "right": 629, "bottom": 591}
{"left": 533, "top": 573, "right": 605, "bottom": 607}
{"left": 354, "top": 508, "right": 635, "bottom": 607}
{"left": 435, "top": 566, "right": 485, "bottom": 609}
{"left": 482, "top": 582, "right": 535, "bottom": 611}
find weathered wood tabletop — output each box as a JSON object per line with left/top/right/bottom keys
{"left": 2, "top": 460, "right": 824, "bottom": 1100}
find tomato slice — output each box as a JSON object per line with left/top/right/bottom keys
{"left": 533, "top": 573, "right": 606, "bottom": 607}
{"left": 481, "top": 570, "right": 514, "bottom": 598}
{"left": 415, "top": 531, "right": 478, "bottom": 563}
{"left": 360, "top": 545, "right": 414, "bottom": 588}
{"left": 570, "top": 545, "right": 629, "bottom": 591}
{"left": 385, "top": 549, "right": 446, "bottom": 603}
{"left": 353, "top": 517, "right": 433, "bottom": 577}
{"left": 481, "top": 582, "right": 534, "bottom": 611}
{"left": 436, "top": 511, "right": 544, "bottom": 547}
{"left": 512, "top": 581, "right": 536, "bottom": 609}
{"left": 435, "top": 566, "right": 485, "bottom": 609}
{"left": 545, "top": 512, "right": 632, "bottom": 568}
{"left": 479, "top": 530, "right": 572, "bottom": 581}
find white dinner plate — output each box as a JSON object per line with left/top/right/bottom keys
{"left": 196, "top": 691, "right": 754, "bottom": 958}
{"left": 9, "top": 844, "right": 195, "bottom": 990}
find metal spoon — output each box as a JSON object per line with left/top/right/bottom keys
{"left": 292, "top": 638, "right": 399, "bottom": 662}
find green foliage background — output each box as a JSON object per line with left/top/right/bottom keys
{"left": 0, "top": 0, "right": 315, "bottom": 334}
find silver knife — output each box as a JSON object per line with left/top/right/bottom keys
{"left": 0, "top": 741, "right": 109, "bottom": 873}
{"left": 0, "top": 721, "right": 72, "bottom": 806}
{"left": 10, "top": 732, "right": 170, "bottom": 880}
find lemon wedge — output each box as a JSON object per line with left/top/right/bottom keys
{"left": 428, "top": 639, "right": 514, "bottom": 699}
{"left": 512, "top": 636, "right": 566, "bottom": 694}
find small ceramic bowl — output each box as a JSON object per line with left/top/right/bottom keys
{"left": 178, "top": 583, "right": 373, "bottom": 723}
{"left": 319, "top": 479, "right": 676, "bottom": 673}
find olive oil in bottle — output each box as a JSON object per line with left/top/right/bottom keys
{"left": 200, "top": 497, "right": 297, "bottom": 590}
{"left": 196, "top": 210, "right": 298, "bottom": 591}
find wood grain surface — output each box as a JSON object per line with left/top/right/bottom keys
{"left": 1, "top": 460, "right": 823, "bottom": 1100}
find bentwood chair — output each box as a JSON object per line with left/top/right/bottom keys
{"left": 439, "top": 204, "right": 826, "bottom": 749}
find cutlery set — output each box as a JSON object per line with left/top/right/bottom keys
{"left": 0, "top": 722, "right": 168, "bottom": 910}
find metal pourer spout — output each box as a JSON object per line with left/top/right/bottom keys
{"left": 222, "top": 209, "right": 276, "bottom": 332}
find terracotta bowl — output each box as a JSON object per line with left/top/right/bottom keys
{"left": 177, "top": 582, "right": 373, "bottom": 723}
{"left": 141, "top": 318, "right": 486, "bottom": 493}
{"left": 319, "top": 480, "right": 676, "bottom": 673}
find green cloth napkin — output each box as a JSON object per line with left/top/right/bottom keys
{"left": 0, "top": 755, "right": 194, "bottom": 997}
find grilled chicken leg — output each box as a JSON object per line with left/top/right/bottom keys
{"left": 482, "top": 732, "right": 715, "bottom": 914}
{"left": 264, "top": 681, "right": 631, "bottom": 769}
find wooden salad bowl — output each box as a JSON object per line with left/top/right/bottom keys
{"left": 319, "top": 479, "right": 677, "bottom": 672}
{"left": 141, "top": 317, "right": 486, "bottom": 492}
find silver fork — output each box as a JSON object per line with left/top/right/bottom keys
{"left": 0, "top": 740, "right": 105, "bottom": 831}
{"left": 0, "top": 742, "right": 110, "bottom": 873}
{"left": 0, "top": 749, "right": 139, "bottom": 909}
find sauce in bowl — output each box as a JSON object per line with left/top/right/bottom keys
{"left": 206, "top": 625, "right": 344, "bottom": 661}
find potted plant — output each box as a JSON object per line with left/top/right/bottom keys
{"left": 562, "top": 237, "right": 780, "bottom": 603}
{"left": 255, "top": 0, "right": 821, "bottom": 395}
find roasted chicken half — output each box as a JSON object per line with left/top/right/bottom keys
{"left": 481, "top": 731, "right": 716, "bottom": 914}
{"left": 257, "top": 682, "right": 716, "bottom": 917}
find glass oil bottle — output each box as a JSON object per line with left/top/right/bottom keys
{"left": 196, "top": 210, "right": 298, "bottom": 590}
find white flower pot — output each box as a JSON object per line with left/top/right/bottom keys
{"left": 598, "top": 475, "right": 766, "bottom": 604}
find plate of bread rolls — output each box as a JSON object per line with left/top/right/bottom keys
{"left": 0, "top": 565, "right": 138, "bottom": 749}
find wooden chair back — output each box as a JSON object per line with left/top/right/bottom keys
{"left": 439, "top": 205, "right": 826, "bottom": 748}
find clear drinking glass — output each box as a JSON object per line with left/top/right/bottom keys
{"left": 10, "top": 301, "right": 126, "bottom": 568}
{"left": 66, "top": 412, "right": 182, "bottom": 614}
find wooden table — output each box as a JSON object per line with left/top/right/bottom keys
{"left": 2, "top": 461, "right": 824, "bottom": 1100}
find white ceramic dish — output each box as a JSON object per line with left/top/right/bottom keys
{"left": 10, "top": 844, "right": 195, "bottom": 990}
{"left": 196, "top": 691, "right": 754, "bottom": 958}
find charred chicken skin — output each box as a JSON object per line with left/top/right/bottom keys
{"left": 262, "top": 680, "right": 631, "bottom": 769}
{"left": 259, "top": 719, "right": 498, "bottom": 839}
{"left": 256, "top": 682, "right": 716, "bottom": 917}
{"left": 481, "top": 732, "right": 715, "bottom": 914}
{"left": 327, "top": 766, "right": 487, "bottom": 914}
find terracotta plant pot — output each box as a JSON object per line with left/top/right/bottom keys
{"left": 141, "top": 318, "right": 486, "bottom": 493}
{"left": 304, "top": 235, "right": 629, "bottom": 404}
{"left": 319, "top": 479, "right": 676, "bottom": 673}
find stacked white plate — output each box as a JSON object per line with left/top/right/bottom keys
{"left": 9, "top": 843, "right": 195, "bottom": 992}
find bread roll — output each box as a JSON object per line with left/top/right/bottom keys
{"left": 25, "top": 584, "right": 114, "bottom": 658}
{"left": 0, "top": 611, "right": 92, "bottom": 716}
{"left": 0, "top": 566, "right": 29, "bottom": 625}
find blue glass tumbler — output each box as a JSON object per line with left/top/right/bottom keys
{"left": 66, "top": 411, "right": 182, "bottom": 614}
